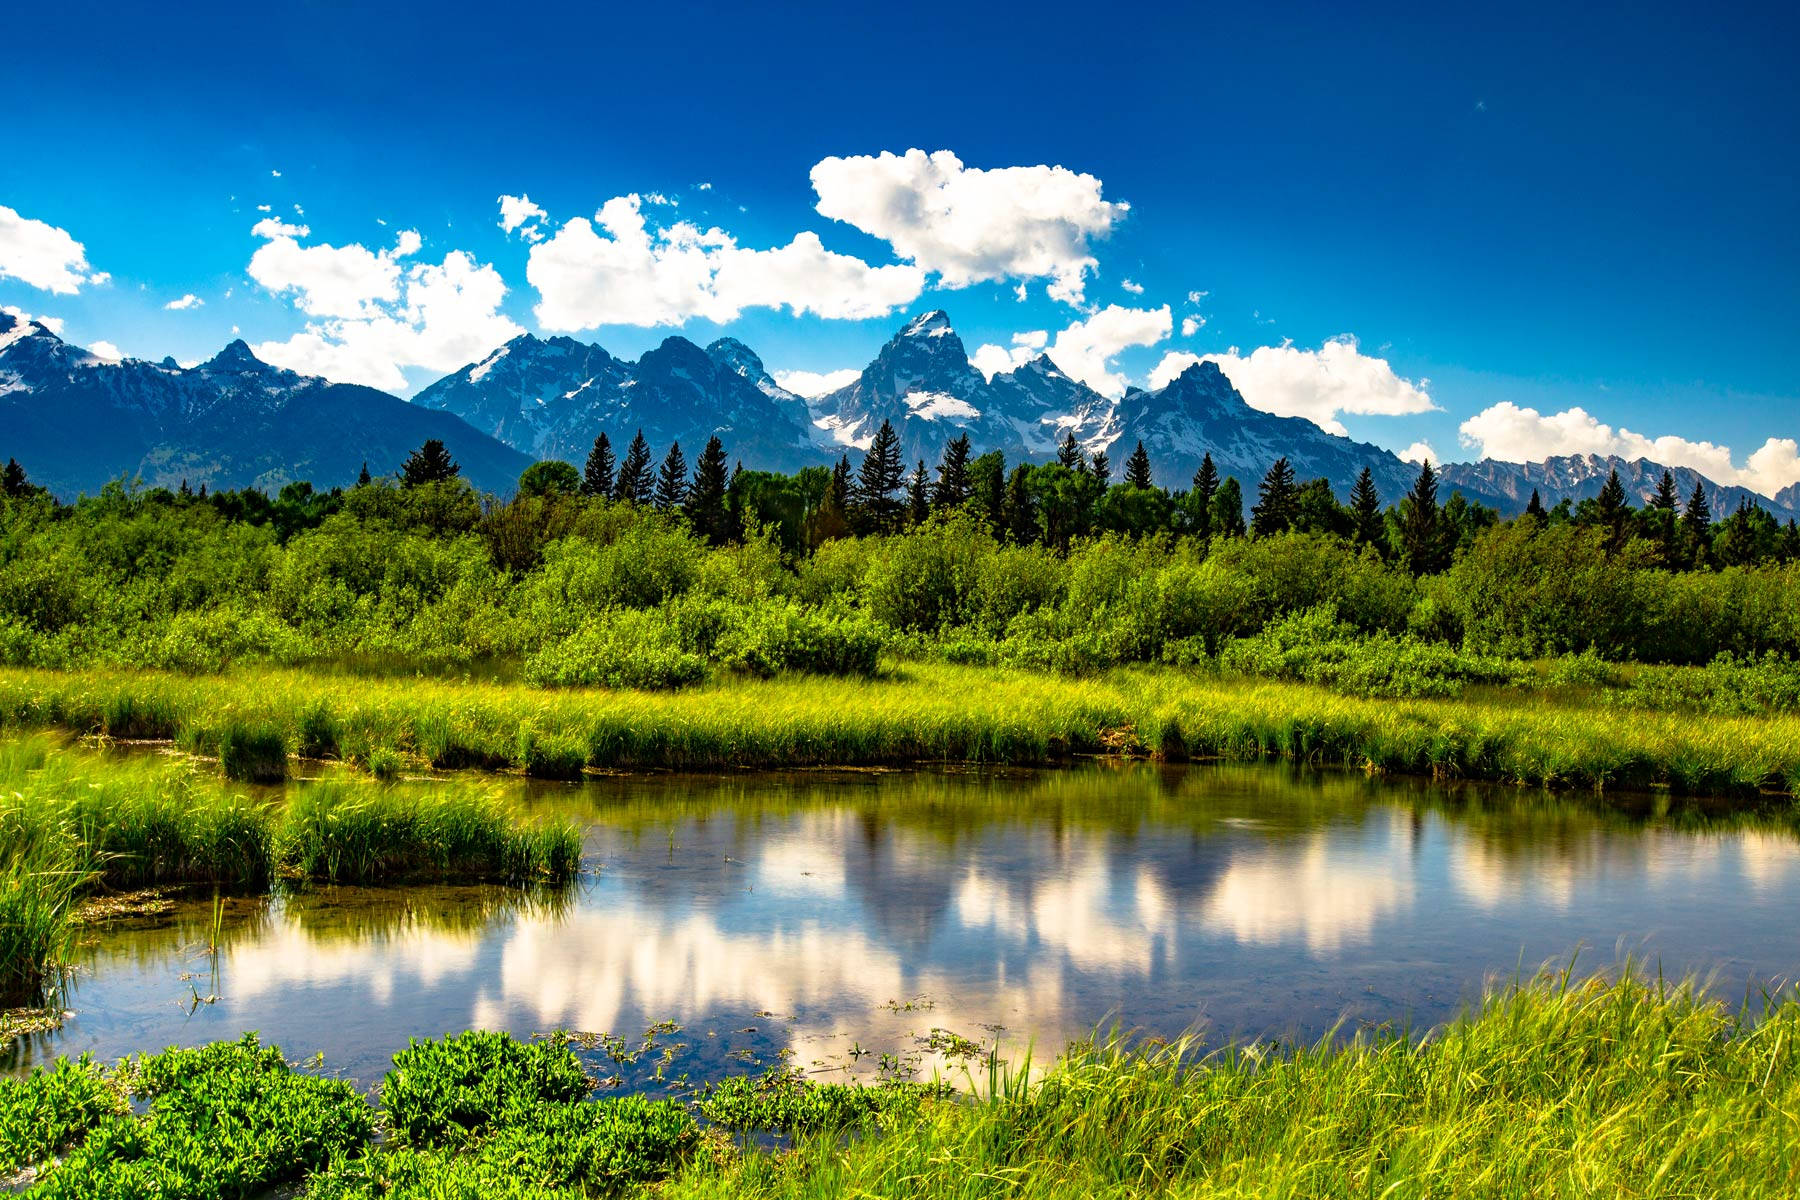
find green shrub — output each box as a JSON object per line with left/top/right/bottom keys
{"left": 1222, "top": 605, "right": 1529, "bottom": 699}
{"left": 523, "top": 612, "right": 708, "bottom": 690}
{"left": 716, "top": 601, "right": 885, "bottom": 678}
{"left": 380, "top": 1031, "right": 591, "bottom": 1149}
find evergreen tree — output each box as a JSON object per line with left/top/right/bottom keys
{"left": 685, "top": 436, "right": 731, "bottom": 545}
{"left": 1348, "top": 467, "right": 1383, "bottom": 546}
{"left": 1652, "top": 469, "right": 1679, "bottom": 511}
{"left": 854, "top": 419, "right": 906, "bottom": 530}
{"left": 1399, "top": 459, "right": 1444, "bottom": 574}
{"left": 1251, "top": 456, "right": 1298, "bottom": 535}
{"left": 400, "top": 439, "right": 459, "bottom": 487}
{"left": 1681, "top": 480, "right": 1713, "bottom": 560}
{"left": 654, "top": 441, "right": 688, "bottom": 511}
{"left": 1525, "top": 488, "right": 1546, "bottom": 519}
{"left": 1192, "top": 453, "right": 1219, "bottom": 534}
{"left": 1124, "top": 440, "right": 1153, "bottom": 490}
{"left": 1593, "top": 467, "right": 1632, "bottom": 550}
{"left": 1004, "top": 464, "right": 1035, "bottom": 543}
{"left": 908, "top": 460, "right": 930, "bottom": 524}
{"left": 1211, "top": 477, "right": 1246, "bottom": 536}
{"left": 1057, "top": 429, "right": 1085, "bottom": 471}
{"left": 969, "top": 451, "right": 1006, "bottom": 531}
{"left": 613, "top": 430, "right": 654, "bottom": 504}
{"left": 1090, "top": 450, "right": 1111, "bottom": 488}
{"left": 582, "top": 433, "right": 615, "bottom": 498}
{"left": 1, "top": 457, "right": 28, "bottom": 497}
{"left": 178, "top": 478, "right": 192, "bottom": 499}
{"left": 932, "top": 433, "right": 972, "bottom": 509}
{"left": 357, "top": 461, "right": 372, "bottom": 487}
{"left": 808, "top": 456, "right": 853, "bottom": 544}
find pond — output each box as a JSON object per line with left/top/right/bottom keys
{"left": 7, "top": 762, "right": 1798, "bottom": 1090}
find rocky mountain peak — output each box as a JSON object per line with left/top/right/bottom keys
{"left": 200, "top": 339, "right": 268, "bottom": 373}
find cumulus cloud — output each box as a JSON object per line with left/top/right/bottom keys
{"left": 164, "top": 293, "right": 204, "bottom": 311}
{"left": 1120, "top": 278, "right": 1143, "bottom": 294}
{"left": 524, "top": 193, "right": 924, "bottom": 331}
{"left": 1044, "top": 304, "right": 1171, "bottom": 396}
{"left": 87, "top": 340, "right": 124, "bottom": 362}
{"left": 1399, "top": 441, "right": 1438, "bottom": 465}
{"left": 772, "top": 367, "right": 860, "bottom": 397}
{"left": 497, "top": 193, "right": 547, "bottom": 241}
{"left": 1180, "top": 315, "right": 1203, "bottom": 337}
{"left": 0, "top": 205, "right": 109, "bottom": 294}
{"left": 970, "top": 329, "right": 1050, "bottom": 381}
{"left": 809, "top": 149, "right": 1128, "bottom": 305}
{"left": 247, "top": 221, "right": 522, "bottom": 392}
{"left": 1148, "top": 337, "right": 1435, "bottom": 436}
{"left": 1458, "top": 402, "right": 1800, "bottom": 497}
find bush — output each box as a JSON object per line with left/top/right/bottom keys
{"left": 716, "top": 601, "right": 885, "bottom": 677}
{"left": 1221, "top": 605, "right": 1529, "bottom": 699}
{"left": 522, "top": 611, "right": 708, "bottom": 690}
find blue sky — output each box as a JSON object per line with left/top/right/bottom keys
{"left": 4, "top": 0, "right": 1796, "bottom": 490}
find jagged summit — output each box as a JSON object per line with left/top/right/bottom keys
{"left": 200, "top": 339, "right": 272, "bottom": 373}
{"left": 899, "top": 309, "right": 956, "bottom": 338}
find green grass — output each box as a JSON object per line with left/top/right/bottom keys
{"left": 8, "top": 971, "right": 1798, "bottom": 1198}
{"left": 2, "top": 662, "right": 1798, "bottom": 796}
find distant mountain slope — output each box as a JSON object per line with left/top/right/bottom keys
{"left": 1439, "top": 454, "right": 1799, "bottom": 522}
{"left": 0, "top": 313, "right": 531, "bottom": 497}
{"left": 413, "top": 331, "right": 821, "bottom": 471}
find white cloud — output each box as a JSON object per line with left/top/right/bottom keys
{"left": 248, "top": 222, "right": 523, "bottom": 393}
{"left": 271, "top": 169, "right": 282, "bottom": 177}
{"left": 256, "top": 204, "right": 272, "bottom": 213}
{"left": 1044, "top": 304, "right": 1171, "bottom": 395}
{"left": 1186, "top": 290, "right": 1208, "bottom": 304}
{"left": 772, "top": 367, "right": 860, "bottom": 397}
{"left": 525, "top": 193, "right": 924, "bottom": 331}
{"left": 250, "top": 216, "right": 310, "bottom": 240}
{"left": 1457, "top": 402, "right": 1800, "bottom": 497}
{"left": 970, "top": 329, "right": 1050, "bottom": 380}
{"left": 1180, "top": 315, "right": 1203, "bottom": 337}
{"left": 497, "top": 193, "right": 548, "bottom": 241}
{"left": 1120, "top": 278, "right": 1143, "bottom": 294}
{"left": 1154, "top": 337, "right": 1436, "bottom": 436}
{"left": 164, "top": 293, "right": 204, "bottom": 311}
{"left": 696, "top": 182, "right": 713, "bottom": 191}
{"left": 88, "top": 340, "right": 123, "bottom": 362}
{"left": 1, "top": 305, "right": 64, "bottom": 335}
{"left": 1399, "top": 441, "right": 1438, "bottom": 465}
{"left": 0, "top": 205, "right": 108, "bottom": 294}
{"left": 809, "top": 148, "right": 1128, "bottom": 305}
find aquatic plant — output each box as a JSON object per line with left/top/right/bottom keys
{"left": 379, "top": 1030, "right": 595, "bottom": 1149}
{"left": 216, "top": 719, "right": 288, "bottom": 782}
{"left": 0, "top": 1056, "right": 123, "bottom": 1175}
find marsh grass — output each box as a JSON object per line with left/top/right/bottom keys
{"left": 3, "top": 663, "right": 1797, "bottom": 796}
{"left": 217, "top": 720, "right": 288, "bottom": 782}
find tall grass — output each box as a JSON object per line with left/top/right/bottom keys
{"left": 2, "top": 663, "right": 1797, "bottom": 796}
{"left": 662, "top": 967, "right": 1800, "bottom": 1199}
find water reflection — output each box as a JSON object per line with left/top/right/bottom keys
{"left": 10, "top": 763, "right": 1800, "bottom": 1087}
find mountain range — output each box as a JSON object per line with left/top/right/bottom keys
{"left": 2, "top": 308, "right": 1793, "bottom": 521}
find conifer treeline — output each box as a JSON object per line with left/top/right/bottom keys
{"left": 4, "top": 420, "right": 1797, "bottom": 571}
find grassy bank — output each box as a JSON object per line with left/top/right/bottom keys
{"left": 3, "top": 662, "right": 1799, "bottom": 796}
{"left": 3, "top": 970, "right": 1798, "bottom": 1197}
{"left": 0, "top": 736, "right": 580, "bottom": 1009}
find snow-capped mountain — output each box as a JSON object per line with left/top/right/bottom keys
{"left": 413, "top": 332, "right": 820, "bottom": 470}
{"left": 1439, "top": 454, "right": 1798, "bottom": 522}
{"left": 0, "top": 312, "right": 530, "bottom": 496}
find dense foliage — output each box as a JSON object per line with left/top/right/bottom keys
{"left": 1, "top": 444, "right": 1796, "bottom": 691}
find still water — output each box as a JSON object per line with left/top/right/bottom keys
{"left": 8, "top": 763, "right": 1799, "bottom": 1087}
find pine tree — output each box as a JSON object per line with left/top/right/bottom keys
{"left": 808, "top": 456, "right": 853, "bottom": 544}
{"left": 1594, "top": 467, "right": 1632, "bottom": 550}
{"left": 1004, "top": 465, "right": 1035, "bottom": 543}
{"left": 357, "top": 461, "right": 372, "bottom": 487}
{"left": 654, "top": 441, "right": 688, "bottom": 511}
{"left": 908, "top": 460, "right": 930, "bottom": 524}
{"left": 1681, "top": 480, "right": 1713, "bottom": 558}
{"left": 1652, "top": 469, "right": 1679, "bottom": 511}
{"left": 1057, "top": 429, "right": 1085, "bottom": 471}
{"left": 178, "top": 478, "right": 192, "bottom": 499}
{"left": 1349, "top": 467, "right": 1383, "bottom": 546}
{"left": 1525, "top": 488, "right": 1546, "bottom": 519}
{"left": 614, "top": 431, "right": 653, "bottom": 504}
{"left": 582, "top": 433, "right": 615, "bottom": 498}
{"left": 1090, "top": 450, "right": 1111, "bottom": 488}
{"left": 685, "top": 436, "right": 731, "bottom": 545}
{"left": 933, "top": 434, "right": 972, "bottom": 509}
{"left": 401, "top": 439, "right": 459, "bottom": 487}
{"left": 854, "top": 419, "right": 905, "bottom": 530}
{"left": 1, "top": 457, "right": 28, "bottom": 497}
{"left": 1124, "top": 441, "right": 1153, "bottom": 490}
{"left": 1251, "top": 456, "right": 1298, "bottom": 535}
{"left": 1211, "top": 477, "right": 1246, "bottom": 537}
{"left": 1399, "top": 460, "right": 1443, "bottom": 574}
{"left": 1191, "top": 453, "right": 1219, "bottom": 534}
